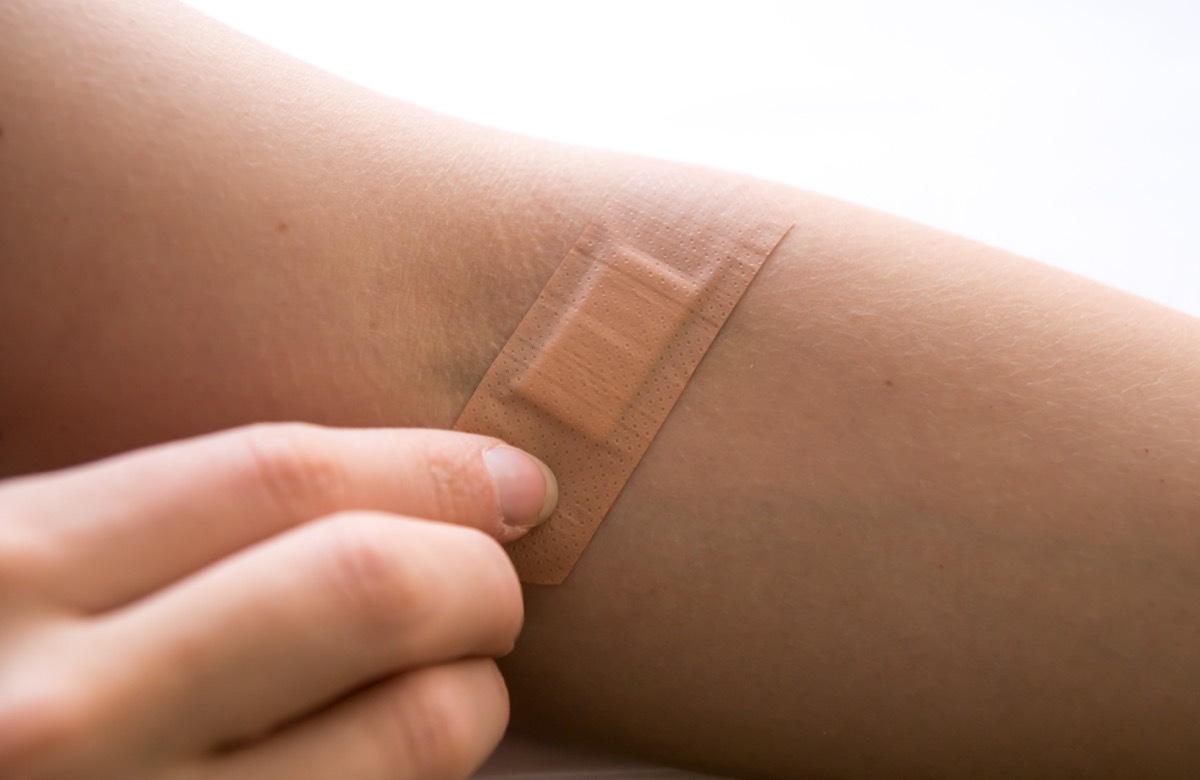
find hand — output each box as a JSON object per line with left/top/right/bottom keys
{"left": 0, "top": 424, "right": 557, "bottom": 780}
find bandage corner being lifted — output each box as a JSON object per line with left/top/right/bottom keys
{"left": 454, "top": 174, "right": 794, "bottom": 584}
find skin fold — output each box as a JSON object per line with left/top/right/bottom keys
{"left": 3, "top": 1, "right": 1200, "bottom": 777}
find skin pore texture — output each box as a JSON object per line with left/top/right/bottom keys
{"left": 4, "top": 1, "right": 1200, "bottom": 777}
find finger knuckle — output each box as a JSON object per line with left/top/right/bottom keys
{"left": 419, "top": 439, "right": 496, "bottom": 524}
{"left": 231, "top": 423, "right": 349, "bottom": 523}
{"left": 0, "top": 672, "right": 99, "bottom": 777}
{"left": 0, "top": 492, "right": 53, "bottom": 595}
{"left": 444, "top": 530, "right": 523, "bottom": 648}
{"left": 319, "top": 516, "right": 429, "bottom": 640}
{"left": 0, "top": 482, "right": 57, "bottom": 588}
{"left": 377, "top": 668, "right": 500, "bottom": 780}
{"left": 0, "top": 531, "right": 52, "bottom": 601}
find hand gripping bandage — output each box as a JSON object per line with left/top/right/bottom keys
{"left": 455, "top": 174, "right": 794, "bottom": 584}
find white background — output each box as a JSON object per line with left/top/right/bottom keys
{"left": 183, "top": 0, "right": 1200, "bottom": 314}
{"left": 179, "top": 1, "right": 1200, "bottom": 776}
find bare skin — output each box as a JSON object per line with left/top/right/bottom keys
{"left": 0, "top": 425, "right": 554, "bottom": 779}
{"left": 4, "top": 1, "right": 1200, "bottom": 777}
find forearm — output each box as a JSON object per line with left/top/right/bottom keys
{"left": 6, "top": 2, "right": 1200, "bottom": 778}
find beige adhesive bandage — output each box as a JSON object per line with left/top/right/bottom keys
{"left": 455, "top": 174, "right": 793, "bottom": 584}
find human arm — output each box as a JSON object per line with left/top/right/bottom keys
{"left": 5, "top": 1, "right": 1200, "bottom": 777}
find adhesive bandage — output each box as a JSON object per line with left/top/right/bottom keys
{"left": 455, "top": 174, "right": 794, "bottom": 584}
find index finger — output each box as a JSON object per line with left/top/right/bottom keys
{"left": 1, "top": 424, "right": 556, "bottom": 610}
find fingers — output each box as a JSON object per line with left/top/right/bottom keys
{"left": 199, "top": 659, "right": 509, "bottom": 780}
{"left": 100, "top": 511, "right": 522, "bottom": 748}
{"left": 1, "top": 423, "right": 555, "bottom": 610}
{"left": 0, "top": 426, "right": 537, "bottom": 778}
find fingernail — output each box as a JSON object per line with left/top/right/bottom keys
{"left": 482, "top": 446, "right": 558, "bottom": 536}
